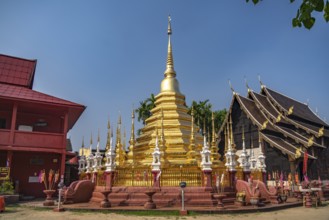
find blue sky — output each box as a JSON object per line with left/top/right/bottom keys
{"left": 1, "top": 1, "right": 328, "bottom": 152}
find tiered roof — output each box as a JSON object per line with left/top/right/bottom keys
{"left": 219, "top": 83, "right": 329, "bottom": 160}
{"left": 0, "top": 54, "right": 36, "bottom": 88}
{"left": 0, "top": 54, "right": 85, "bottom": 130}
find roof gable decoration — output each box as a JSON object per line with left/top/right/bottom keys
{"left": 318, "top": 127, "right": 324, "bottom": 137}
{"left": 276, "top": 113, "right": 282, "bottom": 123}
{"left": 263, "top": 86, "right": 329, "bottom": 128}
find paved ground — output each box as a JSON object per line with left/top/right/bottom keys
{"left": 1, "top": 201, "right": 329, "bottom": 220}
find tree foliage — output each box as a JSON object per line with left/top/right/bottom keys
{"left": 135, "top": 93, "right": 156, "bottom": 125}
{"left": 246, "top": 0, "right": 329, "bottom": 29}
{"left": 188, "top": 100, "right": 227, "bottom": 140}
{"left": 135, "top": 96, "right": 227, "bottom": 139}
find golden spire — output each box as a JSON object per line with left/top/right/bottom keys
{"left": 89, "top": 132, "right": 93, "bottom": 156}
{"left": 190, "top": 107, "right": 195, "bottom": 143}
{"left": 123, "top": 126, "right": 126, "bottom": 151}
{"left": 211, "top": 112, "right": 215, "bottom": 144}
{"left": 165, "top": 15, "right": 176, "bottom": 78}
{"left": 129, "top": 109, "right": 135, "bottom": 145}
{"left": 116, "top": 114, "right": 121, "bottom": 145}
{"left": 81, "top": 136, "right": 85, "bottom": 156}
{"left": 186, "top": 106, "right": 197, "bottom": 163}
{"left": 105, "top": 117, "right": 111, "bottom": 152}
{"left": 161, "top": 16, "right": 180, "bottom": 93}
{"left": 97, "top": 128, "right": 100, "bottom": 142}
{"left": 242, "top": 127, "right": 245, "bottom": 141}
{"left": 96, "top": 128, "right": 100, "bottom": 153}
{"left": 210, "top": 111, "right": 221, "bottom": 166}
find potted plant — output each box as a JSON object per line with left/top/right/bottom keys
{"left": 235, "top": 191, "right": 246, "bottom": 206}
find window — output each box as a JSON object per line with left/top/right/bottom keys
{"left": 0, "top": 118, "right": 6, "bottom": 129}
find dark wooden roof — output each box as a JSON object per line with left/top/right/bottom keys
{"left": 218, "top": 83, "right": 328, "bottom": 160}
{"left": 261, "top": 133, "right": 316, "bottom": 159}
{"left": 263, "top": 87, "right": 328, "bottom": 128}
{"left": 235, "top": 94, "right": 275, "bottom": 131}
{"left": 248, "top": 90, "right": 328, "bottom": 142}
{"left": 249, "top": 91, "right": 280, "bottom": 119}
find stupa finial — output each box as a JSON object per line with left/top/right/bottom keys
{"left": 211, "top": 111, "right": 215, "bottom": 144}
{"left": 190, "top": 106, "right": 195, "bottom": 142}
{"left": 129, "top": 108, "right": 135, "bottom": 145}
{"left": 105, "top": 116, "right": 111, "bottom": 152}
{"left": 81, "top": 136, "right": 85, "bottom": 156}
{"left": 164, "top": 15, "right": 176, "bottom": 78}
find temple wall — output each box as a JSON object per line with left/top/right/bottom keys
{"left": 264, "top": 143, "right": 290, "bottom": 176}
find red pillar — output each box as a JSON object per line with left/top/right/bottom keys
{"left": 203, "top": 170, "right": 213, "bottom": 191}
{"left": 93, "top": 172, "right": 98, "bottom": 185}
{"left": 7, "top": 103, "right": 17, "bottom": 180}
{"left": 105, "top": 171, "right": 115, "bottom": 189}
{"left": 229, "top": 170, "right": 237, "bottom": 190}
{"left": 9, "top": 103, "right": 17, "bottom": 145}
{"left": 60, "top": 112, "right": 69, "bottom": 176}
{"left": 152, "top": 171, "right": 160, "bottom": 188}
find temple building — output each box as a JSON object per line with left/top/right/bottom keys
{"left": 0, "top": 54, "right": 85, "bottom": 197}
{"left": 217, "top": 82, "right": 329, "bottom": 182}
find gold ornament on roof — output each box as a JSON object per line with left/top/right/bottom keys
{"left": 261, "top": 120, "right": 268, "bottom": 130}
{"left": 318, "top": 126, "right": 324, "bottom": 137}
{"left": 276, "top": 113, "right": 282, "bottom": 123}
{"left": 295, "top": 147, "right": 302, "bottom": 159}
{"left": 288, "top": 106, "right": 294, "bottom": 115}
{"left": 307, "top": 136, "right": 314, "bottom": 147}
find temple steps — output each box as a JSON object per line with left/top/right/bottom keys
{"left": 89, "top": 186, "right": 222, "bottom": 207}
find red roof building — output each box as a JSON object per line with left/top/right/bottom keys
{"left": 0, "top": 54, "right": 85, "bottom": 197}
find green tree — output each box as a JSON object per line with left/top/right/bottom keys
{"left": 188, "top": 100, "right": 227, "bottom": 140}
{"left": 135, "top": 93, "right": 156, "bottom": 125}
{"left": 246, "top": 0, "right": 329, "bottom": 29}
{"left": 189, "top": 100, "right": 212, "bottom": 133}
{"left": 135, "top": 96, "right": 227, "bottom": 139}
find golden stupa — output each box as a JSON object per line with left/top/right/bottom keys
{"left": 125, "top": 16, "right": 206, "bottom": 169}
{"left": 109, "top": 17, "right": 224, "bottom": 187}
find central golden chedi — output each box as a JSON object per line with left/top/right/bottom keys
{"left": 123, "top": 17, "right": 221, "bottom": 170}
